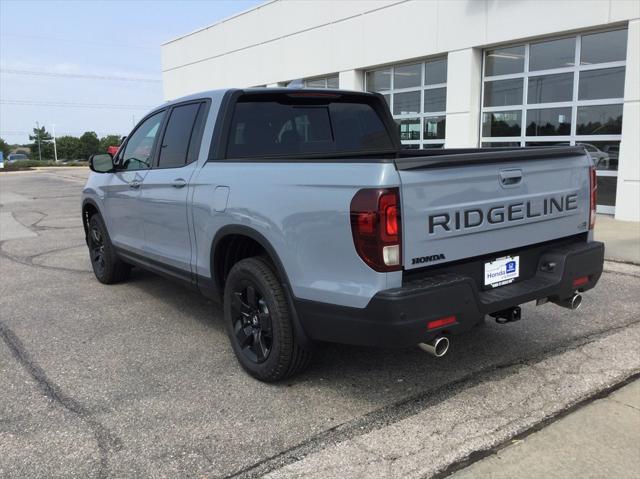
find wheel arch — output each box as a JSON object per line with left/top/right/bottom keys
{"left": 81, "top": 198, "right": 102, "bottom": 244}
{"left": 211, "top": 225, "right": 291, "bottom": 294}
{"left": 210, "top": 225, "right": 312, "bottom": 347}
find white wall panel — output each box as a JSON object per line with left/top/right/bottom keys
{"left": 615, "top": 19, "right": 640, "bottom": 221}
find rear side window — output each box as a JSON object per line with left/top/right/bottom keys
{"left": 158, "top": 103, "right": 201, "bottom": 168}
{"left": 226, "top": 97, "right": 393, "bottom": 158}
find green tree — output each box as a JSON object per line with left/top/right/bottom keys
{"left": 79, "top": 131, "right": 100, "bottom": 159}
{"left": 99, "top": 135, "right": 122, "bottom": 154}
{"left": 0, "top": 138, "right": 10, "bottom": 159}
{"left": 56, "top": 136, "right": 82, "bottom": 160}
{"left": 29, "top": 126, "right": 55, "bottom": 160}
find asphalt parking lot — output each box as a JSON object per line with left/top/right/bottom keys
{"left": 1, "top": 168, "right": 639, "bottom": 479}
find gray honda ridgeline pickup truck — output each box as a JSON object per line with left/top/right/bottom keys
{"left": 83, "top": 88, "right": 604, "bottom": 381}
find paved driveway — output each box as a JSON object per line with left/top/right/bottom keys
{"left": 1, "top": 168, "right": 638, "bottom": 478}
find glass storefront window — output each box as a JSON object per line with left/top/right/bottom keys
{"left": 525, "top": 141, "right": 571, "bottom": 146}
{"left": 393, "top": 91, "right": 420, "bottom": 115}
{"left": 527, "top": 73, "right": 573, "bottom": 103}
{"left": 526, "top": 108, "right": 572, "bottom": 136}
{"left": 483, "top": 79, "right": 523, "bottom": 107}
{"left": 482, "top": 142, "right": 521, "bottom": 147}
{"left": 576, "top": 104, "right": 623, "bottom": 135}
{"left": 482, "top": 111, "right": 521, "bottom": 137}
{"left": 578, "top": 67, "right": 625, "bottom": 100}
{"left": 397, "top": 118, "right": 421, "bottom": 141}
{"left": 366, "top": 69, "right": 391, "bottom": 91}
{"left": 424, "top": 116, "right": 446, "bottom": 139}
{"left": 577, "top": 141, "right": 620, "bottom": 170}
{"left": 425, "top": 57, "right": 447, "bottom": 85}
{"left": 366, "top": 57, "right": 448, "bottom": 148}
{"left": 529, "top": 37, "right": 576, "bottom": 71}
{"left": 304, "top": 75, "right": 339, "bottom": 89}
{"left": 481, "top": 29, "right": 627, "bottom": 213}
{"left": 485, "top": 45, "right": 525, "bottom": 76}
{"left": 596, "top": 176, "right": 617, "bottom": 206}
{"left": 394, "top": 63, "right": 421, "bottom": 89}
{"left": 581, "top": 29, "right": 628, "bottom": 65}
{"left": 424, "top": 87, "right": 446, "bottom": 113}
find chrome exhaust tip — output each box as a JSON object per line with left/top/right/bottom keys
{"left": 554, "top": 293, "right": 583, "bottom": 310}
{"left": 418, "top": 336, "right": 450, "bottom": 358}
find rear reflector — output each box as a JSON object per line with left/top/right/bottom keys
{"left": 573, "top": 276, "right": 589, "bottom": 287}
{"left": 427, "top": 315, "right": 457, "bottom": 330}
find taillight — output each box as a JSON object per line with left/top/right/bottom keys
{"left": 350, "top": 188, "right": 402, "bottom": 272}
{"left": 590, "top": 166, "right": 597, "bottom": 229}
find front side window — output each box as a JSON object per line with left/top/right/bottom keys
{"left": 158, "top": 103, "right": 201, "bottom": 168}
{"left": 120, "top": 111, "right": 164, "bottom": 171}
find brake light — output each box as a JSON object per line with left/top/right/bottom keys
{"left": 590, "top": 166, "right": 597, "bottom": 229}
{"left": 350, "top": 188, "right": 402, "bottom": 272}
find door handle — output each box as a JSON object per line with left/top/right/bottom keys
{"left": 172, "top": 178, "right": 187, "bottom": 188}
{"left": 499, "top": 169, "right": 523, "bottom": 187}
{"left": 129, "top": 180, "right": 141, "bottom": 189}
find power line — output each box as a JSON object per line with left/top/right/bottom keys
{"left": 1, "top": 100, "right": 154, "bottom": 110}
{"left": 0, "top": 32, "right": 156, "bottom": 50}
{"left": 1, "top": 68, "right": 161, "bottom": 83}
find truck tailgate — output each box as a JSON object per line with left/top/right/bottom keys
{"left": 396, "top": 148, "right": 591, "bottom": 270}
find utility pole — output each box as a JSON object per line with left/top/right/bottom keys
{"left": 35, "top": 121, "right": 42, "bottom": 162}
{"left": 52, "top": 124, "right": 58, "bottom": 163}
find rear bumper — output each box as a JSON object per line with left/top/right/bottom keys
{"left": 295, "top": 240, "right": 604, "bottom": 347}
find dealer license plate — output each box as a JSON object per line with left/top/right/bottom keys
{"left": 484, "top": 255, "right": 519, "bottom": 288}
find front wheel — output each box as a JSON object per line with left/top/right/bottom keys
{"left": 223, "top": 257, "right": 312, "bottom": 382}
{"left": 87, "top": 214, "right": 131, "bottom": 284}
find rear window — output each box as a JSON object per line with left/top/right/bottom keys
{"left": 226, "top": 96, "right": 394, "bottom": 158}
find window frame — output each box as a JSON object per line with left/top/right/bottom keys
{"left": 303, "top": 74, "right": 340, "bottom": 89}
{"left": 153, "top": 99, "right": 211, "bottom": 170}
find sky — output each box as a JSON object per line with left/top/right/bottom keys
{"left": 0, "top": 0, "right": 263, "bottom": 145}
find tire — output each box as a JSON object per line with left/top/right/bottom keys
{"left": 87, "top": 214, "right": 131, "bottom": 284}
{"left": 223, "top": 256, "right": 312, "bottom": 382}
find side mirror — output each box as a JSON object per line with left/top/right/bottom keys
{"left": 89, "top": 154, "right": 114, "bottom": 173}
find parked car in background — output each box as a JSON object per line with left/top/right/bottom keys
{"left": 577, "top": 143, "right": 609, "bottom": 170}
{"left": 7, "top": 153, "right": 28, "bottom": 164}
{"left": 106, "top": 136, "right": 126, "bottom": 158}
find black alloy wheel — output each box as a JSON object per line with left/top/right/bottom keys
{"left": 86, "top": 214, "right": 131, "bottom": 284}
{"left": 230, "top": 281, "right": 273, "bottom": 364}
{"left": 89, "top": 223, "right": 106, "bottom": 276}
{"left": 223, "top": 256, "right": 312, "bottom": 381}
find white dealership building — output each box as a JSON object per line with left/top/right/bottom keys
{"left": 162, "top": 0, "right": 640, "bottom": 221}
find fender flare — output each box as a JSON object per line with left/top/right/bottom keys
{"left": 81, "top": 198, "right": 102, "bottom": 245}
{"left": 210, "top": 224, "right": 312, "bottom": 347}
